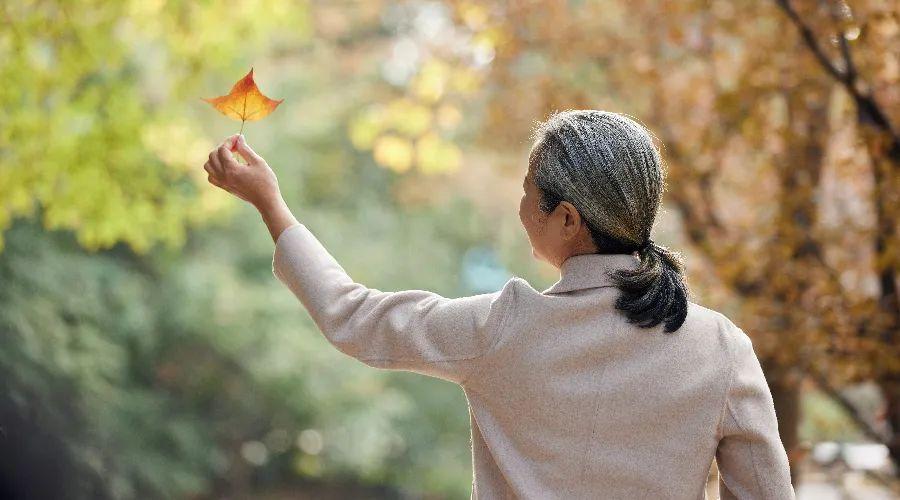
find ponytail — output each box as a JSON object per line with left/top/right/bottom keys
{"left": 610, "top": 241, "right": 688, "bottom": 333}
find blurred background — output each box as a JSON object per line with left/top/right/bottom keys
{"left": 1, "top": 0, "right": 899, "bottom": 498}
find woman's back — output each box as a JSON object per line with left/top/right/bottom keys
{"left": 462, "top": 253, "right": 791, "bottom": 499}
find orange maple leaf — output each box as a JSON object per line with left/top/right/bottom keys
{"left": 203, "top": 68, "right": 283, "bottom": 134}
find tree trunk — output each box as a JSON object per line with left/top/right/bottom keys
{"left": 879, "top": 378, "right": 900, "bottom": 470}
{"left": 764, "top": 363, "right": 802, "bottom": 484}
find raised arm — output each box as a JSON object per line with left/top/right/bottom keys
{"left": 716, "top": 327, "right": 795, "bottom": 499}
{"left": 203, "top": 135, "right": 518, "bottom": 385}
{"left": 271, "top": 223, "right": 518, "bottom": 384}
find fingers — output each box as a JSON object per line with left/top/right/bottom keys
{"left": 206, "top": 146, "right": 229, "bottom": 191}
{"left": 203, "top": 135, "right": 263, "bottom": 199}
{"left": 206, "top": 157, "right": 226, "bottom": 188}
{"left": 233, "top": 134, "right": 263, "bottom": 165}
{"left": 208, "top": 149, "right": 223, "bottom": 177}
{"left": 224, "top": 134, "right": 241, "bottom": 152}
{"left": 203, "top": 162, "right": 216, "bottom": 185}
{"left": 216, "top": 143, "right": 238, "bottom": 171}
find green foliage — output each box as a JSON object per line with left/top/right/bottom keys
{"left": 0, "top": 223, "right": 221, "bottom": 499}
{"left": 0, "top": 0, "right": 311, "bottom": 251}
{"left": 800, "top": 388, "right": 869, "bottom": 443}
{"left": 0, "top": 193, "right": 496, "bottom": 498}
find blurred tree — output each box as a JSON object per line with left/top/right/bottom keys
{"left": 774, "top": 0, "right": 900, "bottom": 468}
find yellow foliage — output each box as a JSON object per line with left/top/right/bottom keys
{"left": 458, "top": 1, "right": 489, "bottom": 30}
{"left": 412, "top": 60, "right": 449, "bottom": 103}
{"left": 348, "top": 105, "right": 386, "bottom": 150}
{"left": 449, "top": 66, "right": 482, "bottom": 95}
{"left": 472, "top": 27, "right": 505, "bottom": 50}
{"left": 386, "top": 98, "right": 432, "bottom": 137}
{"left": 373, "top": 135, "right": 414, "bottom": 172}
{"left": 141, "top": 120, "right": 215, "bottom": 175}
{"left": 436, "top": 104, "right": 463, "bottom": 131}
{"left": 416, "top": 133, "right": 461, "bottom": 174}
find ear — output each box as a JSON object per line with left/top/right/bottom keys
{"left": 556, "top": 201, "right": 583, "bottom": 240}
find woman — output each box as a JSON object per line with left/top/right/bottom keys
{"left": 203, "top": 110, "right": 794, "bottom": 499}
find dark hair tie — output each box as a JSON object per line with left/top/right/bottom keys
{"left": 638, "top": 239, "right": 655, "bottom": 252}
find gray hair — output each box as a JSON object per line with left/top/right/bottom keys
{"left": 529, "top": 110, "right": 688, "bottom": 332}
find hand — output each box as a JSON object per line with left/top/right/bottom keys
{"left": 203, "top": 134, "right": 281, "bottom": 209}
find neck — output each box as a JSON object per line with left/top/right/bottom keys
{"left": 553, "top": 239, "right": 600, "bottom": 270}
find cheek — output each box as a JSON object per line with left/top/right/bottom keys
{"left": 519, "top": 195, "right": 533, "bottom": 228}
{"left": 518, "top": 194, "right": 528, "bottom": 224}
{"left": 520, "top": 197, "right": 544, "bottom": 240}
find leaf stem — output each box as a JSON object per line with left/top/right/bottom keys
{"left": 239, "top": 120, "right": 245, "bottom": 135}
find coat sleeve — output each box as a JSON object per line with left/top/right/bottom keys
{"left": 271, "top": 223, "right": 518, "bottom": 385}
{"left": 716, "top": 327, "right": 795, "bottom": 499}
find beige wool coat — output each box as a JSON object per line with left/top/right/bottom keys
{"left": 272, "top": 223, "right": 795, "bottom": 499}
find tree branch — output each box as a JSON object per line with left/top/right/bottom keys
{"left": 773, "top": 0, "right": 847, "bottom": 82}
{"left": 774, "top": 0, "right": 900, "bottom": 160}
{"left": 807, "top": 369, "right": 890, "bottom": 444}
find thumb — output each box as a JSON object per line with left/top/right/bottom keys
{"left": 231, "top": 134, "right": 263, "bottom": 164}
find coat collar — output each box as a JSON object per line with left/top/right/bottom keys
{"left": 542, "top": 252, "right": 641, "bottom": 294}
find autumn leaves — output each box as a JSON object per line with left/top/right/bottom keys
{"left": 203, "top": 68, "right": 283, "bottom": 135}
